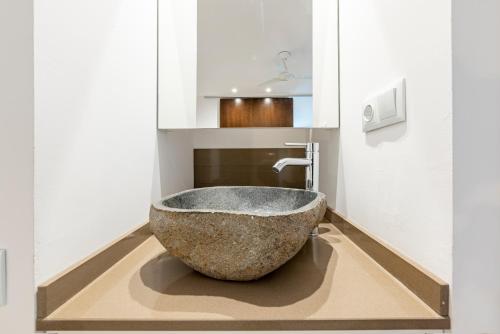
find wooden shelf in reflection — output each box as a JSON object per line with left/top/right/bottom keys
{"left": 220, "top": 98, "right": 293, "bottom": 128}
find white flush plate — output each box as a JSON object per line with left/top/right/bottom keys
{"left": 362, "top": 78, "right": 406, "bottom": 132}
{"left": 0, "top": 249, "right": 5, "bottom": 306}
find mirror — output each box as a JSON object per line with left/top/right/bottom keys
{"left": 197, "top": 0, "right": 312, "bottom": 128}
{"left": 157, "top": 0, "right": 338, "bottom": 129}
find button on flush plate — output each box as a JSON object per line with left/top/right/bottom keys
{"left": 0, "top": 249, "right": 5, "bottom": 306}
{"left": 363, "top": 78, "right": 406, "bottom": 132}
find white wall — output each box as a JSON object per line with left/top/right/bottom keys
{"left": 452, "top": 1, "right": 500, "bottom": 333}
{"left": 318, "top": 0, "right": 453, "bottom": 283}
{"left": 313, "top": 0, "right": 339, "bottom": 128}
{"left": 196, "top": 96, "right": 219, "bottom": 128}
{"left": 311, "top": 128, "right": 340, "bottom": 203}
{"left": 33, "top": 0, "right": 194, "bottom": 284}
{"left": 193, "top": 128, "right": 309, "bottom": 148}
{"left": 155, "top": 130, "right": 194, "bottom": 197}
{"left": 158, "top": 0, "right": 197, "bottom": 129}
{"left": 0, "top": 0, "right": 35, "bottom": 333}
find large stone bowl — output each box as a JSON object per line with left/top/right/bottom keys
{"left": 149, "top": 186, "right": 327, "bottom": 281}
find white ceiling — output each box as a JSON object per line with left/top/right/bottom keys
{"left": 197, "top": 0, "right": 312, "bottom": 97}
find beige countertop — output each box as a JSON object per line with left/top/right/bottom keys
{"left": 37, "top": 222, "right": 449, "bottom": 331}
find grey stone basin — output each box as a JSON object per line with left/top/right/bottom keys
{"left": 149, "top": 186, "right": 327, "bottom": 281}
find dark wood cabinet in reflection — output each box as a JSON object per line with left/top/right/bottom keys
{"left": 220, "top": 98, "right": 293, "bottom": 128}
{"left": 194, "top": 148, "right": 305, "bottom": 189}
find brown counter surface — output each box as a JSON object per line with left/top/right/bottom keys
{"left": 37, "top": 222, "right": 449, "bottom": 331}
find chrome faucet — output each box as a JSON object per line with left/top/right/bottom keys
{"left": 272, "top": 142, "right": 319, "bottom": 192}
{"left": 272, "top": 142, "right": 320, "bottom": 236}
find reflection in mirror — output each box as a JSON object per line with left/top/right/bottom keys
{"left": 197, "top": 0, "right": 312, "bottom": 128}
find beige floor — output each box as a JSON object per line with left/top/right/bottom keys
{"left": 46, "top": 222, "right": 445, "bottom": 324}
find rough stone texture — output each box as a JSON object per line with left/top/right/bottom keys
{"left": 150, "top": 186, "right": 327, "bottom": 281}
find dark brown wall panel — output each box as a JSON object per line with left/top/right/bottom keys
{"left": 194, "top": 148, "right": 305, "bottom": 189}
{"left": 220, "top": 98, "right": 293, "bottom": 127}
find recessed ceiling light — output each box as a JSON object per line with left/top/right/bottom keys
{"left": 265, "top": 87, "right": 272, "bottom": 93}
{"left": 264, "top": 98, "right": 272, "bottom": 104}
{"left": 231, "top": 88, "right": 238, "bottom": 94}
{"left": 235, "top": 98, "right": 242, "bottom": 104}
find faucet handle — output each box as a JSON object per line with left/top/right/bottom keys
{"left": 284, "top": 142, "right": 319, "bottom": 152}
{"left": 284, "top": 142, "right": 308, "bottom": 147}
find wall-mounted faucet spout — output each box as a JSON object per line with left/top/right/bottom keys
{"left": 272, "top": 158, "right": 311, "bottom": 173}
{"left": 273, "top": 142, "right": 319, "bottom": 192}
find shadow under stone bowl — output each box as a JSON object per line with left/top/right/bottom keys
{"left": 149, "top": 186, "right": 327, "bottom": 281}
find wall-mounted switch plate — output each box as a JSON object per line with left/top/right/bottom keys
{"left": 362, "top": 78, "right": 406, "bottom": 132}
{"left": 0, "top": 249, "right": 6, "bottom": 306}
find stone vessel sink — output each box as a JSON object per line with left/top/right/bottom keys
{"left": 150, "top": 186, "right": 327, "bottom": 281}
